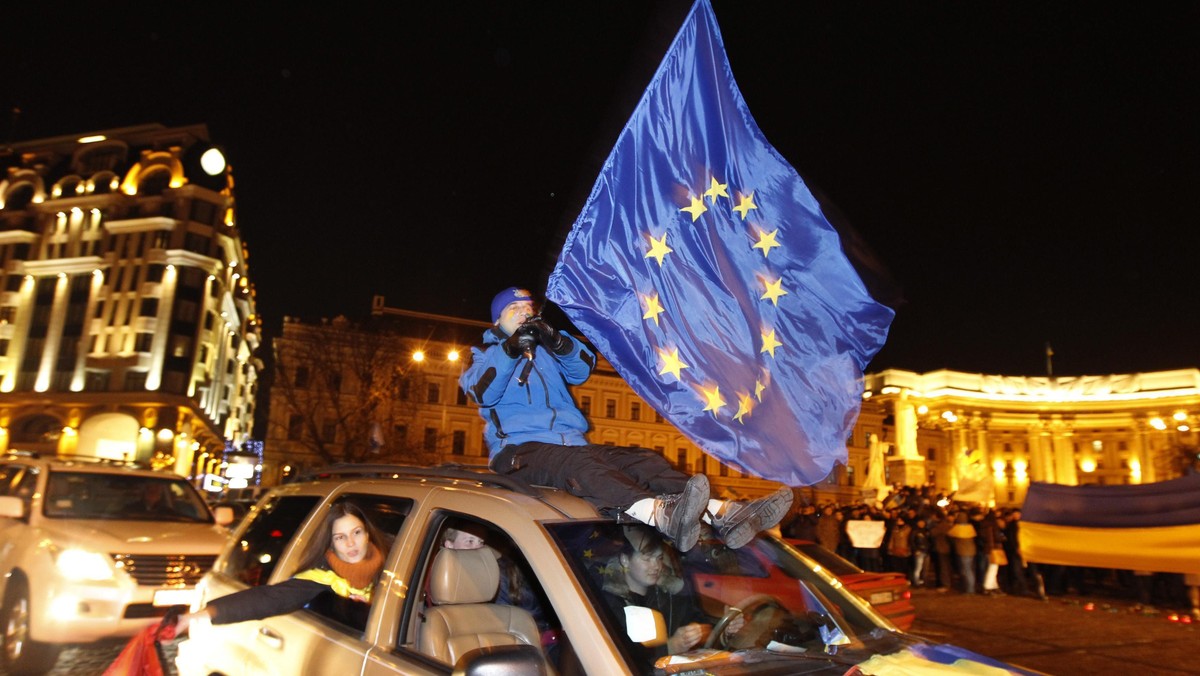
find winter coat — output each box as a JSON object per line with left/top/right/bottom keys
{"left": 460, "top": 327, "right": 595, "bottom": 456}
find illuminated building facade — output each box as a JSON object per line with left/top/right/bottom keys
{"left": 862, "top": 369, "right": 1200, "bottom": 505}
{"left": 0, "top": 124, "right": 261, "bottom": 476}
{"left": 267, "top": 300, "right": 1198, "bottom": 506}
{"left": 266, "top": 299, "right": 874, "bottom": 502}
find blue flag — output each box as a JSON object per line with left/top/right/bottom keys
{"left": 546, "top": 0, "right": 894, "bottom": 485}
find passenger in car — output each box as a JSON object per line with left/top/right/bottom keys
{"left": 441, "top": 524, "right": 561, "bottom": 659}
{"left": 601, "top": 525, "right": 742, "bottom": 665}
{"left": 461, "top": 287, "right": 792, "bottom": 553}
{"left": 174, "top": 499, "right": 391, "bottom": 633}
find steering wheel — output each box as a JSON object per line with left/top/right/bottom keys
{"left": 704, "top": 593, "right": 789, "bottom": 649}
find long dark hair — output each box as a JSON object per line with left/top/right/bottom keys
{"left": 297, "top": 499, "right": 389, "bottom": 571}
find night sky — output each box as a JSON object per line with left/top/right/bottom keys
{"left": 5, "top": 2, "right": 1197, "bottom": 377}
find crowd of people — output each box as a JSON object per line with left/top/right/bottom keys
{"left": 782, "top": 484, "right": 1200, "bottom": 619}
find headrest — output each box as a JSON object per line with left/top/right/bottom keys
{"left": 428, "top": 547, "right": 500, "bottom": 605}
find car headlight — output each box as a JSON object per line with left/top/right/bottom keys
{"left": 56, "top": 549, "right": 116, "bottom": 581}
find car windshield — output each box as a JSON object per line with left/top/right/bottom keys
{"left": 44, "top": 471, "right": 212, "bottom": 522}
{"left": 548, "top": 521, "right": 911, "bottom": 675}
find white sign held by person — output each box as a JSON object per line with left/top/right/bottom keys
{"left": 845, "top": 520, "right": 886, "bottom": 548}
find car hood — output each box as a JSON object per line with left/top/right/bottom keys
{"left": 42, "top": 519, "right": 230, "bottom": 555}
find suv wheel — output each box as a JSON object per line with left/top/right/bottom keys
{"left": 2, "top": 577, "right": 60, "bottom": 675}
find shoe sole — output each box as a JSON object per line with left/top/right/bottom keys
{"left": 721, "top": 487, "right": 793, "bottom": 549}
{"left": 667, "top": 474, "right": 709, "bottom": 552}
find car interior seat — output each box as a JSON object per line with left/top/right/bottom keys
{"left": 418, "top": 546, "right": 544, "bottom": 667}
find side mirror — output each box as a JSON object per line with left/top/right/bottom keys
{"left": 213, "top": 505, "right": 236, "bottom": 527}
{"left": 453, "top": 644, "right": 548, "bottom": 676}
{"left": 0, "top": 495, "right": 26, "bottom": 519}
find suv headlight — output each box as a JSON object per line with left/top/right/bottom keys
{"left": 56, "top": 549, "right": 116, "bottom": 581}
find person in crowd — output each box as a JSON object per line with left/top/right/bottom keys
{"left": 786, "top": 504, "right": 819, "bottom": 541}
{"left": 602, "top": 525, "right": 743, "bottom": 666}
{"left": 910, "top": 517, "right": 931, "bottom": 587}
{"left": 948, "top": 512, "right": 978, "bottom": 594}
{"left": 1002, "top": 508, "right": 1030, "bottom": 596}
{"left": 175, "top": 500, "right": 390, "bottom": 633}
{"left": 815, "top": 505, "right": 841, "bottom": 553}
{"left": 886, "top": 516, "right": 913, "bottom": 578}
{"left": 460, "top": 287, "right": 791, "bottom": 552}
{"left": 979, "top": 510, "right": 1006, "bottom": 595}
{"left": 929, "top": 510, "right": 955, "bottom": 591}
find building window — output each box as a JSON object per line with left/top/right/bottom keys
{"left": 451, "top": 431, "right": 466, "bottom": 455}
{"left": 424, "top": 427, "right": 437, "bottom": 452}
{"left": 605, "top": 400, "right": 616, "bottom": 418}
{"left": 123, "top": 370, "right": 148, "bottom": 391}
{"left": 631, "top": 402, "right": 641, "bottom": 421}
{"left": 287, "top": 415, "right": 305, "bottom": 441}
{"left": 133, "top": 333, "right": 153, "bottom": 353}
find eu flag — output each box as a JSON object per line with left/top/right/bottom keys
{"left": 546, "top": 0, "right": 894, "bottom": 485}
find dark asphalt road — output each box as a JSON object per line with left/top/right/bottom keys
{"left": 908, "top": 588, "right": 1199, "bottom": 675}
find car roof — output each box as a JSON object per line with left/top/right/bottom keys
{"left": 2, "top": 451, "right": 182, "bottom": 480}
{"left": 284, "top": 463, "right": 603, "bottom": 521}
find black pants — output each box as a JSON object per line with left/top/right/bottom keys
{"left": 491, "top": 441, "right": 691, "bottom": 510}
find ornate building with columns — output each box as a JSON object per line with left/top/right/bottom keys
{"left": 0, "top": 124, "right": 261, "bottom": 476}
{"left": 862, "top": 369, "right": 1200, "bottom": 505}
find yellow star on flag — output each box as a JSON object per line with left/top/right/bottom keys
{"left": 703, "top": 176, "right": 728, "bottom": 203}
{"left": 755, "top": 379, "right": 767, "bottom": 401}
{"left": 761, "top": 329, "right": 783, "bottom": 358}
{"left": 657, "top": 346, "right": 689, "bottom": 381}
{"left": 734, "top": 393, "right": 755, "bottom": 424}
{"left": 645, "top": 233, "right": 673, "bottom": 266}
{"left": 760, "top": 277, "right": 789, "bottom": 306}
{"left": 700, "top": 384, "right": 726, "bottom": 415}
{"left": 752, "top": 228, "right": 780, "bottom": 258}
{"left": 732, "top": 192, "right": 757, "bottom": 219}
{"left": 680, "top": 196, "right": 708, "bottom": 222}
{"left": 642, "top": 293, "right": 665, "bottom": 326}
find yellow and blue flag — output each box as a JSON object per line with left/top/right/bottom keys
{"left": 546, "top": 0, "right": 894, "bottom": 485}
{"left": 1020, "top": 473, "right": 1200, "bottom": 574}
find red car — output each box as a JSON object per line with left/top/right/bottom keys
{"left": 686, "top": 534, "right": 915, "bottom": 631}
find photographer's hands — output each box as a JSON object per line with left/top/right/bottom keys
{"left": 502, "top": 316, "right": 572, "bottom": 358}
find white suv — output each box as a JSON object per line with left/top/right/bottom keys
{"left": 0, "top": 452, "right": 231, "bottom": 675}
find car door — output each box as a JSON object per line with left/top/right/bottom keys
{"left": 185, "top": 491, "right": 415, "bottom": 675}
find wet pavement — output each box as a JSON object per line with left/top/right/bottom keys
{"left": 908, "top": 587, "right": 1199, "bottom": 675}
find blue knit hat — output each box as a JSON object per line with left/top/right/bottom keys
{"left": 490, "top": 287, "right": 534, "bottom": 323}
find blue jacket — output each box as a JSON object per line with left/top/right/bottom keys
{"left": 459, "top": 327, "right": 596, "bottom": 456}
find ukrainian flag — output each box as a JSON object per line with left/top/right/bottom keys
{"left": 1020, "top": 473, "right": 1200, "bottom": 574}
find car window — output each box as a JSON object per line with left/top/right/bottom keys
{"left": 219, "top": 494, "right": 321, "bottom": 586}
{"left": 792, "top": 542, "right": 862, "bottom": 576}
{"left": 0, "top": 464, "right": 35, "bottom": 498}
{"left": 400, "top": 512, "right": 564, "bottom": 671}
{"left": 298, "top": 494, "right": 412, "bottom": 636}
{"left": 43, "top": 472, "right": 211, "bottom": 521}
